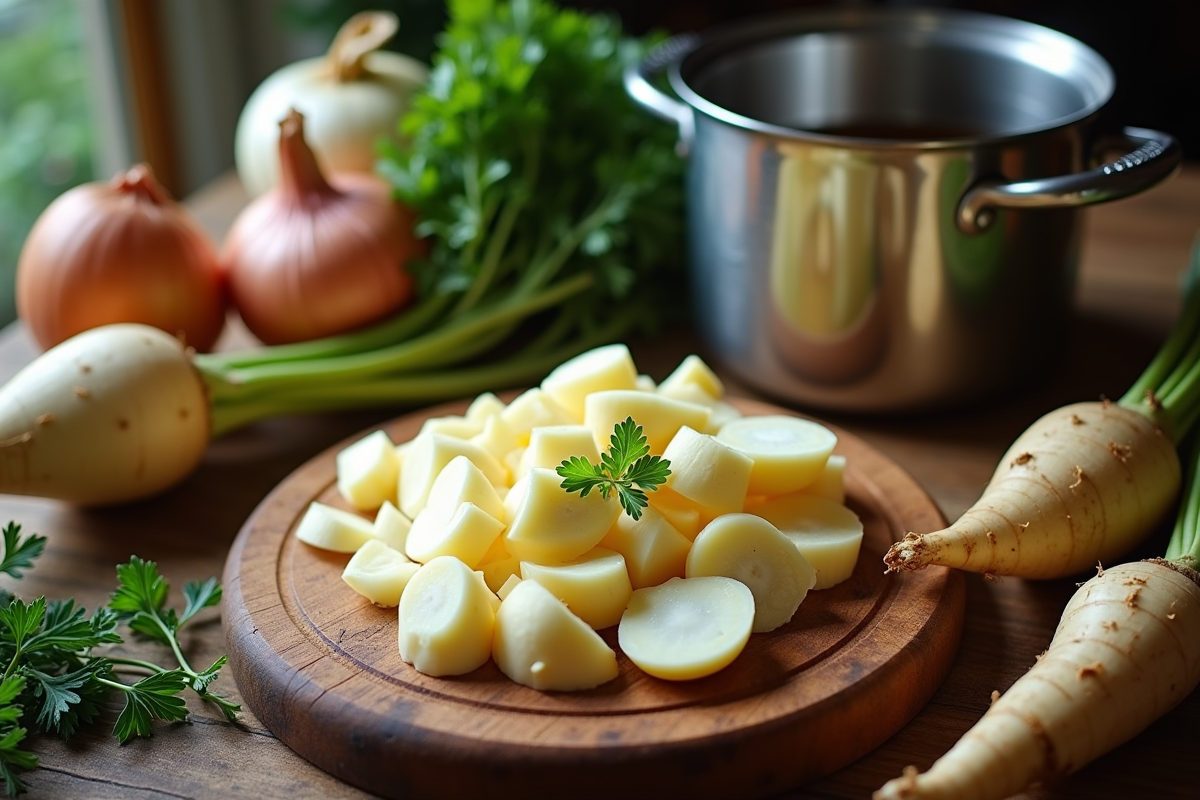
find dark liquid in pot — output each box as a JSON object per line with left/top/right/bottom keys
{"left": 802, "top": 121, "right": 987, "bottom": 140}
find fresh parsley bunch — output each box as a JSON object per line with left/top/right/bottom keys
{"left": 557, "top": 417, "right": 671, "bottom": 520}
{"left": 379, "top": 0, "right": 686, "bottom": 372}
{"left": 0, "top": 522, "right": 238, "bottom": 796}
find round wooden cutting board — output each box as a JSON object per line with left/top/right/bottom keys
{"left": 223, "top": 397, "right": 965, "bottom": 800}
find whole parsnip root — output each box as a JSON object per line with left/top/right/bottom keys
{"left": 874, "top": 558, "right": 1200, "bottom": 800}
{"left": 886, "top": 244, "right": 1200, "bottom": 579}
{"left": 884, "top": 402, "right": 1181, "bottom": 578}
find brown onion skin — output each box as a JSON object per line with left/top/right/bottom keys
{"left": 222, "top": 109, "right": 422, "bottom": 345}
{"left": 16, "top": 165, "right": 227, "bottom": 353}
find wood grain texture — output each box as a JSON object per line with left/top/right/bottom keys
{"left": 223, "top": 397, "right": 965, "bottom": 800}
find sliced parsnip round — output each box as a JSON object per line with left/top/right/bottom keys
{"left": 753, "top": 494, "right": 864, "bottom": 590}
{"left": 504, "top": 467, "right": 621, "bottom": 564}
{"left": 492, "top": 578, "right": 618, "bottom": 691}
{"left": 336, "top": 429, "right": 400, "bottom": 511}
{"left": 662, "top": 425, "right": 753, "bottom": 516}
{"left": 295, "top": 501, "right": 375, "bottom": 553}
{"left": 397, "top": 555, "right": 497, "bottom": 677}
{"left": 342, "top": 539, "right": 419, "bottom": 607}
{"left": 618, "top": 576, "right": 753, "bottom": 680}
{"left": 716, "top": 415, "right": 837, "bottom": 496}
{"left": 520, "top": 548, "right": 633, "bottom": 630}
{"left": 686, "top": 513, "right": 816, "bottom": 633}
{"left": 599, "top": 506, "right": 692, "bottom": 589}
{"left": 540, "top": 343, "right": 639, "bottom": 421}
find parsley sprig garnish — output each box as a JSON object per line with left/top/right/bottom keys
{"left": 0, "top": 522, "right": 239, "bottom": 795}
{"left": 557, "top": 417, "right": 671, "bottom": 520}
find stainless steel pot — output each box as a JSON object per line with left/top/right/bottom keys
{"left": 626, "top": 8, "right": 1181, "bottom": 412}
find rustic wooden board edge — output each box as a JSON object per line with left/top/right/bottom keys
{"left": 222, "top": 399, "right": 965, "bottom": 799}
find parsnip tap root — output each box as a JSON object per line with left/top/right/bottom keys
{"left": 884, "top": 402, "right": 1180, "bottom": 578}
{"left": 874, "top": 559, "right": 1200, "bottom": 800}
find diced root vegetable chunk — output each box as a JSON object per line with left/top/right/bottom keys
{"left": 406, "top": 501, "right": 505, "bottom": 567}
{"left": 662, "top": 425, "right": 753, "bottom": 516}
{"left": 500, "top": 388, "right": 576, "bottom": 445}
{"left": 505, "top": 467, "right": 621, "bottom": 563}
{"left": 600, "top": 506, "right": 691, "bottom": 589}
{"left": 295, "top": 501, "right": 376, "bottom": 553}
{"left": 493, "top": 579, "right": 618, "bottom": 691}
{"left": 618, "top": 576, "right": 753, "bottom": 680}
{"left": 517, "top": 425, "right": 600, "bottom": 480}
{"left": 399, "top": 432, "right": 507, "bottom": 518}
{"left": 372, "top": 501, "right": 412, "bottom": 553}
{"left": 342, "top": 539, "right": 419, "bottom": 607}
{"left": 540, "top": 343, "right": 639, "bottom": 421}
{"left": 520, "top": 548, "right": 633, "bottom": 629}
{"left": 398, "top": 556, "right": 497, "bottom": 677}
{"left": 584, "top": 390, "right": 710, "bottom": 454}
{"left": 687, "top": 513, "right": 816, "bottom": 632}
{"left": 656, "top": 354, "right": 724, "bottom": 401}
{"left": 716, "top": 415, "right": 837, "bottom": 496}
{"left": 336, "top": 429, "right": 400, "bottom": 511}
{"left": 752, "top": 494, "right": 863, "bottom": 589}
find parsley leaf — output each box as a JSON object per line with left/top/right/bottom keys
{"left": 0, "top": 676, "right": 35, "bottom": 797}
{"left": 557, "top": 417, "right": 671, "bottom": 520}
{"left": 112, "top": 671, "right": 191, "bottom": 744}
{"left": 0, "top": 525, "right": 44, "bottom": 581}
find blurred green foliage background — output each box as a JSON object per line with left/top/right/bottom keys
{"left": 0, "top": 0, "right": 94, "bottom": 327}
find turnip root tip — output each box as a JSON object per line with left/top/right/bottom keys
{"left": 874, "top": 559, "right": 1200, "bottom": 800}
{"left": 883, "top": 402, "right": 1180, "bottom": 578}
{"left": 0, "top": 323, "right": 209, "bottom": 506}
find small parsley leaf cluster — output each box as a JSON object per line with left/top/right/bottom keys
{"left": 0, "top": 522, "right": 238, "bottom": 795}
{"left": 556, "top": 417, "right": 671, "bottom": 520}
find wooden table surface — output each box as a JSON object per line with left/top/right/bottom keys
{"left": 1, "top": 167, "right": 1198, "bottom": 799}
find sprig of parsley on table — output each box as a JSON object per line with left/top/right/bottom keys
{"left": 0, "top": 522, "right": 239, "bottom": 796}
{"left": 557, "top": 417, "right": 671, "bottom": 520}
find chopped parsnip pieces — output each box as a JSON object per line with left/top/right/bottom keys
{"left": 716, "top": 416, "right": 837, "bottom": 496}
{"left": 520, "top": 548, "right": 633, "bottom": 629}
{"left": 492, "top": 578, "right": 618, "bottom": 691}
{"left": 662, "top": 426, "right": 753, "bottom": 516}
{"left": 397, "top": 556, "right": 497, "bottom": 676}
{"left": 295, "top": 501, "right": 376, "bottom": 553}
{"left": 372, "top": 501, "right": 412, "bottom": 553}
{"left": 599, "top": 506, "right": 691, "bottom": 589}
{"left": 343, "top": 539, "right": 419, "bottom": 607}
{"left": 753, "top": 494, "right": 863, "bottom": 590}
{"left": 505, "top": 467, "right": 621, "bottom": 564}
{"left": 584, "top": 390, "right": 710, "bottom": 454}
{"left": 540, "top": 343, "right": 639, "bottom": 421}
{"left": 336, "top": 429, "right": 400, "bottom": 511}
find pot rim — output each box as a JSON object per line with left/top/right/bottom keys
{"left": 667, "top": 7, "right": 1116, "bottom": 149}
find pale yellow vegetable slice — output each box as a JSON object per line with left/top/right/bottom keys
{"left": 478, "top": 535, "right": 522, "bottom": 594}
{"left": 496, "top": 573, "right": 522, "bottom": 600}
{"left": 371, "top": 500, "right": 412, "bottom": 553}
{"left": 465, "top": 391, "right": 506, "bottom": 422}
{"left": 662, "top": 426, "right": 753, "bottom": 516}
{"left": 584, "top": 390, "right": 710, "bottom": 454}
{"left": 398, "top": 432, "right": 507, "bottom": 518}
{"left": 686, "top": 513, "right": 816, "bottom": 633}
{"left": 517, "top": 424, "right": 600, "bottom": 480}
{"left": 335, "top": 429, "right": 400, "bottom": 511}
{"left": 646, "top": 486, "right": 703, "bottom": 540}
{"left": 618, "top": 576, "right": 753, "bottom": 681}
{"left": 418, "top": 414, "right": 482, "bottom": 439}
{"left": 295, "top": 501, "right": 375, "bottom": 553}
{"left": 397, "top": 555, "right": 497, "bottom": 677}
{"left": 656, "top": 354, "right": 724, "bottom": 402}
{"left": 753, "top": 494, "right": 864, "bottom": 590}
{"left": 540, "top": 343, "right": 639, "bottom": 421}
{"left": 804, "top": 453, "right": 846, "bottom": 504}
{"left": 505, "top": 467, "right": 621, "bottom": 564}
{"left": 492, "top": 578, "right": 618, "bottom": 691}
{"left": 406, "top": 502, "right": 506, "bottom": 567}
{"left": 469, "top": 414, "right": 521, "bottom": 466}
{"left": 500, "top": 388, "right": 576, "bottom": 445}
{"left": 342, "top": 539, "right": 419, "bottom": 607}
{"left": 715, "top": 415, "right": 837, "bottom": 496}
{"left": 520, "top": 548, "right": 633, "bottom": 630}
{"left": 599, "top": 506, "right": 692, "bottom": 589}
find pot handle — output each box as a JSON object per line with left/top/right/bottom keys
{"left": 624, "top": 33, "right": 701, "bottom": 155}
{"left": 957, "top": 127, "right": 1182, "bottom": 234}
